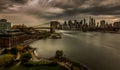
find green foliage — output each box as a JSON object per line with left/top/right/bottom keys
{"left": 24, "top": 61, "right": 57, "bottom": 67}
{"left": 21, "top": 52, "right": 32, "bottom": 63}
{"left": 55, "top": 50, "right": 63, "bottom": 59}
{"left": 0, "top": 54, "right": 15, "bottom": 66}
{"left": 7, "top": 63, "right": 67, "bottom": 70}
{"left": 2, "top": 48, "right": 9, "bottom": 54}
{"left": 10, "top": 47, "right": 18, "bottom": 55}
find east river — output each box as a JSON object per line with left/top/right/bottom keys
{"left": 30, "top": 30, "right": 120, "bottom": 70}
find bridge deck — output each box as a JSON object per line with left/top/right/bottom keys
{"left": 34, "top": 27, "right": 51, "bottom": 29}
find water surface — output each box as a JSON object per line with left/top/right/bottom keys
{"left": 30, "top": 30, "right": 120, "bottom": 70}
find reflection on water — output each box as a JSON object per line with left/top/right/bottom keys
{"left": 30, "top": 30, "right": 120, "bottom": 70}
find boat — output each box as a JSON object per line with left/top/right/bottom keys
{"left": 49, "top": 33, "right": 62, "bottom": 39}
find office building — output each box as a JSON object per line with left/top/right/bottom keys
{"left": 0, "top": 19, "right": 11, "bottom": 34}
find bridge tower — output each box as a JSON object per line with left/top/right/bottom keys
{"left": 50, "top": 21, "right": 56, "bottom": 33}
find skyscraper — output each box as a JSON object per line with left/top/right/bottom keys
{"left": 113, "top": 22, "right": 120, "bottom": 28}
{"left": 89, "top": 17, "right": 96, "bottom": 29}
{"left": 63, "top": 21, "right": 68, "bottom": 30}
{"left": 100, "top": 20, "right": 106, "bottom": 29}
{"left": 68, "top": 20, "right": 73, "bottom": 29}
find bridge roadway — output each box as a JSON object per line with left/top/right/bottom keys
{"left": 34, "top": 27, "right": 51, "bottom": 29}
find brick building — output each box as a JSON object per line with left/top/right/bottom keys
{"left": 0, "top": 31, "right": 37, "bottom": 48}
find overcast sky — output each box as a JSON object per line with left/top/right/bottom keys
{"left": 0, "top": 0, "right": 120, "bottom": 26}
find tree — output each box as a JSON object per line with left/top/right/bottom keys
{"left": 0, "top": 54, "right": 15, "bottom": 66}
{"left": 21, "top": 52, "right": 32, "bottom": 63}
{"left": 2, "top": 48, "right": 9, "bottom": 54}
{"left": 55, "top": 50, "right": 63, "bottom": 59}
{"left": 10, "top": 47, "right": 18, "bottom": 55}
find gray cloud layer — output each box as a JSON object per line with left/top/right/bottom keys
{"left": 0, "top": 0, "right": 120, "bottom": 25}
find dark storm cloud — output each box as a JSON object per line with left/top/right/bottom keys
{"left": 0, "top": 0, "right": 120, "bottom": 24}
{"left": 87, "top": 5, "right": 120, "bottom": 15}
{"left": 0, "top": 0, "right": 120, "bottom": 16}
{"left": 0, "top": 0, "right": 28, "bottom": 4}
{"left": 11, "top": 0, "right": 28, "bottom": 4}
{"left": 0, "top": 3, "right": 10, "bottom": 10}
{"left": 40, "top": 0, "right": 120, "bottom": 20}
{"left": 0, "top": 0, "right": 28, "bottom": 12}
{"left": 53, "top": 0, "right": 87, "bottom": 9}
{"left": 61, "top": 5, "right": 120, "bottom": 16}
{"left": 0, "top": 0, "right": 11, "bottom": 10}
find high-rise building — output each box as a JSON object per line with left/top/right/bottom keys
{"left": 0, "top": 19, "right": 11, "bottom": 34}
{"left": 68, "top": 20, "right": 73, "bottom": 29}
{"left": 113, "top": 22, "right": 120, "bottom": 28}
{"left": 83, "top": 18, "right": 86, "bottom": 24}
{"left": 78, "top": 20, "right": 83, "bottom": 30}
{"left": 62, "top": 21, "right": 68, "bottom": 30}
{"left": 74, "top": 20, "right": 78, "bottom": 29}
{"left": 89, "top": 17, "right": 96, "bottom": 29}
{"left": 100, "top": 20, "right": 106, "bottom": 29}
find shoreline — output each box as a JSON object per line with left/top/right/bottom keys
{"left": 29, "top": 47, "right": 89, "bottom": 70}
{"left": 17, "top": 31, "right": 90, "bottom": 70}
{"left": 0, "top": 31, "right": 89, "bottom": 70}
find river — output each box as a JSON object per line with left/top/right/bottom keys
{"left": 30, "top": 30, "right": 120, "bottom": 70}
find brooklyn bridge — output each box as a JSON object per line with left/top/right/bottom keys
{"left": 33, "top": 21, "right": 60, "bottom": 33}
